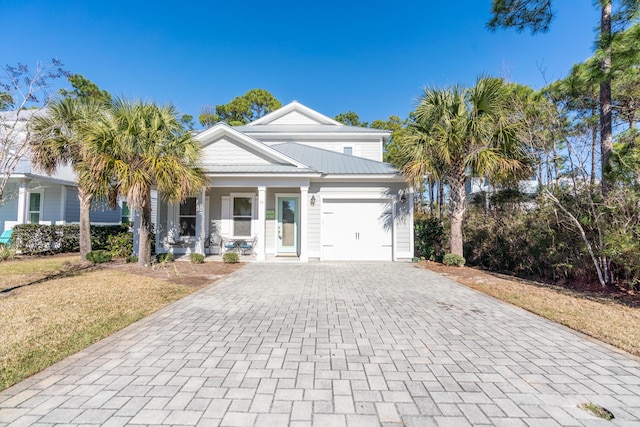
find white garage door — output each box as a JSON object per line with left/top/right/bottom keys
{"left": 322, "top": 199, "right": 393, "bottom": 261}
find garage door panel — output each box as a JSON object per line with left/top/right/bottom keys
{"left": 322, "top": 199, "right": 392, "bottom": 261}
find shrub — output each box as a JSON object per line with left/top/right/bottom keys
{"left": 11, "top": 224, "right": 130, "bottom": 255}
{"left": 126, "top": 255, "right": 138, "bottom": 263}
{"left": 107, "top": 232, "right": 133, "bottom": 258}
{"left": 156, "top": 253, "right": 173, "bottom": 263}
{"left": 190, "top": 253, "right": 205, "bottom": 264}
{"left": 90, "top": 225, "right": 130, "bottom": 250}
{"left": 222, "top": 252, "right": 239, "bottom": 264}
{"left": 0, "top": 245, "right": 16, "bottom": 261}
{"left": 443, "top": 253, "right": 465, "bottom": 267}
{"left": 414, "top": 215, "right": 444, "bottom": 261}
{"left": 86, "top": 250, "right": 112, "bottom": 264}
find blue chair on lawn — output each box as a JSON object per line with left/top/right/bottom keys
{"left": 0, "top": 229, "right": 13, "bottom": 246}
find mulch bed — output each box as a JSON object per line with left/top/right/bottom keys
{"left": 109, "top": 259, "right": 245, "bottom": 287}
{"left": 421, "top": 261, "right": 640, "bottom": 308}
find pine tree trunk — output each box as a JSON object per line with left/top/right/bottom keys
{"left": 137, "top": 190, "right": 152, "bottom": 267}
{"left": 438, "top": 181, "right": 445, "bottom": 222}
{"left": 429, "top": 181, "right": 435, "bottom": 215}
{"left": 591, "top": 111, "right": 598, "bottom": 186}
{"left": 600, "top": 0, "right": 613, "bottom": 196}
{"left": 448, "top": 163, "right": 467, "bottom": 257}
{"left": 78, "top": 188, "right": 92, "bottom": 259}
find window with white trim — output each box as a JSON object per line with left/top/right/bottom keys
{"left": 179, "top": 197, "right": 196, "bottom": 237}
{"left": 121, "top": 201, "right": 130, "bottom": 224}
{"left": 28, "top": 192, "right": 42, "bottom": 224}
{"left": 232, "top": 196, "right": 252, "bottom": 237}
{"left": 343, "top": 146, "right": 353, "bottom": 156}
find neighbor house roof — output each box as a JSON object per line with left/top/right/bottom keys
{"left": 272, "top": 143, "right": 398, "bottom": 175}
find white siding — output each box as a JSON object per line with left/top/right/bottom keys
{"left": 267, "top": 111, "right": 324, "bottom": 125}
{"left": 395, "top": 198, "right": 413, "bottom": 258}
{"left": 265, "top": 189, "right": 277, "bottom": 253}
{"left": 202, "top": 137, "right": 272, "bottom": 165}
{"left": 307, "top": 192, "right": 321, "bottom": 258}
{"left": 307, "top": 182, "right": 411, "bottom": 261}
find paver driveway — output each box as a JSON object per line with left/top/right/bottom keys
{"left": 1, "top": 263, "right": 639, "bottom": 426}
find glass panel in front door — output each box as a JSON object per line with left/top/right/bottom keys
{"left": 278, "top": 197, "right": 297, "bottom": 253}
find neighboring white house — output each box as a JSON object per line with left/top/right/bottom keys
{"left": 151, "top": 101, "right": 414, "bottom": 262}
{"left": 0, "top": 111, "right": 124, "bottom": 233}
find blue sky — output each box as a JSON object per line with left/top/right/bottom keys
{"left": 2, "top": 1, "right": 599, "bottom": 127}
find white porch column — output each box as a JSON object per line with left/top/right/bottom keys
{"left": 409, "top": 187, "right": 415, "bottom": 260}
{"left": 154, "top": 197, "right": 161, "bottom": 255}
{"left": 59, "top": 186, "right": 67, "bottom": 224}
{"left": 299, "top": 186, "right": 308, "bottom": 262}
{"left": 257, "top": 186, "right": 266, "bottom": 261}
{"left": 16, "top": 179, "right": 29, "bottom": 224}
{"left": 196, "top": 188, "right": 206, "bottom": 254}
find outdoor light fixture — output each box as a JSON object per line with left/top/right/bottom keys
{"left": 310, "top": 195, "right": 316, "bottom": 206}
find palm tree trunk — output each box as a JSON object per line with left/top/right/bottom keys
{"left": 600, "top": 0, "right": 613, "bottom": 196}
{"left": 448, "top": 164, "right": 466, "bottom": 257}
{"left": 137, "top": 190, "right": 152, "bottom": 267}
{"left": 78, "top": 188, "right": 92, "bottom": 259}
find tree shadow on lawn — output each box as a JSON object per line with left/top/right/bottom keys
{"left": 0, "top": 262, "right": 97, "bottom": 296}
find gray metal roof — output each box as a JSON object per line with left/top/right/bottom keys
{"left": 233, "top": 124, "right": 390, "bottom": 135}
{"left": 272, "top": 143, "right": 399, "bottom": 175}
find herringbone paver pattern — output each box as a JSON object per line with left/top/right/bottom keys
{"left": 1, "top": 263, "right": 639, "bottom": 426}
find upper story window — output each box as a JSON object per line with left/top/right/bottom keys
{"left": 179, "top": 197, "right": 196, "bottom": 237}
{"left": 343, "top": 146, "right": 353, "bottom": 156}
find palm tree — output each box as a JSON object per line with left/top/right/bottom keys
{"left": 400, "top": 76, "right": 530, "bottom": 257}
{"left": 82, "top": 99, "right": 205, "bottom": 266}
{"left": 30, "top": 97, "right": 108, "bottom": 259}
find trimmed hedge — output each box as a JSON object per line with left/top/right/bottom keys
{"left": 443, "top": 253, "right": 466, "bottom": 267}
{"left": 11, "top": 224, "right": 130, "bottom": 255}
{"left": 156, "top": 253, "right": 174, "bottom": 263}
{"left": 86, "top": 250, "right": 112, "bottom": 263}
{"left": 222, "top": 252, "right": 239, "bottom": 264}
{"left": 190, "top": 253, "right": 205, "bottom": 264}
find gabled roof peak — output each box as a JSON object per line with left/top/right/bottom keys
{"left": 248, "top": 101, "right": 343, "bottom": 126}
{"left": 194, "top": 122, "right": 308, "bottom": 169}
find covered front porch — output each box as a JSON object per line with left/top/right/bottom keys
{"left": 155, "top": 179, "right": 313, "bottom": 262}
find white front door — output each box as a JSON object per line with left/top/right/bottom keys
{"left": 277, "top": 196, "right": 298, "bottom": 254}
{"left": 322, "top": 199, "right": 393, "bottom": 261}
